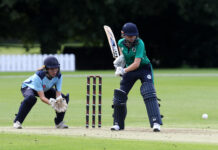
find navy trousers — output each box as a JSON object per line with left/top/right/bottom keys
{"left": 120, "top": 64, "right": 154, "bottom": 94}
{"left": 14, "top": 87, "right": 69, "bottom": 125}
{"left": 116, "top": 64, "right": 163, "bottom": 127}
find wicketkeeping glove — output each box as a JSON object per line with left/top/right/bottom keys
{"left": 49, "top": 98, "right": 57, "bottom": 109}
{"left": 49, "top": 96, "right": 68, "bottom": 113}
{"left": 55, "top": 95, "right": 68, "bottom": 113}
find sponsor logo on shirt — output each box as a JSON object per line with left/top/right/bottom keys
{"left": 43, "top": 85, "right": 46, "bottom": 89}
{"left": 132, "top": 47, "right": 136, "bottom": 52}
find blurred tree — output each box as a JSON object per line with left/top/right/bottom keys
{"left": 0, "top": 0, "right": 113, "bottom": 53}
{"left": 0, "top": 0, "right": 217, "bottom": 67}
{"left": 177, "top": 0, "right": 218, "bottom": 28}
{"left": 175, "top": 0, "right": 218, "bottom": 67}
{"left": 0, "top": 0, "right": 16, "bottom": 40}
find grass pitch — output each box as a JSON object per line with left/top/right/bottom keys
{"left": 1, "top": 133, "right": 218, "bottom": 150}
{"left": 1, "top": 69, "right": 218, "bottom": 128}
{"left": 1, "top": 69, "right": 218, "bottom": 149}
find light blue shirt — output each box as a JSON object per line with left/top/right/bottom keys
{"left": 22, "top": 70, "right": 62, "bottom": 92}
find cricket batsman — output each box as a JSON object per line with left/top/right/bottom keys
{"left": 13, "top": 56, "right": 69, "bottom": 129}
{"left": 111, "top": 22, "right": 163, "bottom": 132}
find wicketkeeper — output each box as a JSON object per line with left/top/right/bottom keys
{"left": 13, "top": 56, "right": 69, "bottom": 129}
{"left": 111, "top": 22, "right": 163, "bottom": 132}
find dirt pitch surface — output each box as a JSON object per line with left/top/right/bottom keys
{"left": 1, "top": 127, "right": 218, "bottom": 144}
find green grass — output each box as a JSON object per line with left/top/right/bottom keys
{"left": 1, "top": 69, "right": 218, "bottom": 149}
{"left": 0, "top": 46, "right": 40, "bottom": 54}
{"left": 1, "top": 133, "right": 218, "bottom": 150}
{"left": 154, "top": 68, "right": 218, "bottom": 73}
{"left": 1, "top": 69, "right": 218, "bottom": 128}
{"left": 0, "top": 43, "right": 83, "bottom": 54}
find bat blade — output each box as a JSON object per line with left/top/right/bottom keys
{"left": 103, "top": 25, "right": 119, "bottom": 59}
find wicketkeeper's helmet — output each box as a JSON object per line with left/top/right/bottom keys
{"left": 122, "top": 22, "right": 139, "bottom": 36}
{"left": 44, "top": 56, "right": 60, "bottom": 69}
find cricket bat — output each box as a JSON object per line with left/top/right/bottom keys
{"left": 103, "top": 25, "right": 120, "bottom": 59}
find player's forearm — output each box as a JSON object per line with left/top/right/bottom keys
{"left": 39, "top": 96, "right": 50, "bottom": 105}
{"left": 124, "top": 62, "right": 140, "bottom": 72}
{"left": 56, "top": 91, "right": 61, "bottom": 98}
{"left": 118, "top": 47, "right": 123, "bottom": 55}
{"left": 37, "top": 91, "right": 50, "bottom": 105}
{"left": 125, "top": 58, "right": 141, "bottom": 72}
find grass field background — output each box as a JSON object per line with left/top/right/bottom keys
{"left": 1, "top": 69, "right": 218, "bottom": 149}
{"left": 1, "top": 133, "right": 218, "bottom": 150}
{"left": 1, "top": 69, "right": 218, "bottom": 128}
{"left": 0, "top": 45, "right": 40, "bottom": 54}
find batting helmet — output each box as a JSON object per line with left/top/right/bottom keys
{"left": 122, "top": 22, "right": 139, "bottom": 36}
{"left": 44, "top": 56, "right": 60, "bottom": 69}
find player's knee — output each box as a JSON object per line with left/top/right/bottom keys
{"left": 24, "top": 95, "right": 37, "bottom": 105}
{"left": 113, "top": 89, "right": 127, "bottom": 107}
{"left": 140, "top": 82, "right": 157, "bottom": 100}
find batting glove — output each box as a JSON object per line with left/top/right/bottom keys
{"left": 113, "top": 55, "right": 126, "bottom": 68}
{"left": 115, "top": 67, "right": 126, "bottom": 76}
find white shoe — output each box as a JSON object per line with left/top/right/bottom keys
{"left": 111, "top": 125, "right": 120, "bottom": 131}
{"left": 153, "top": 123, "right": 161, "bottom": 132}
{"left": 13, "top": 121, "right": 22, "bottom": 129}
{"left": 55, "top": 121, "right": 68, "bottom": 129}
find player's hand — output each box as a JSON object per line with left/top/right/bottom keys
{"left": 49, "top": 98, "right": 56, "bottom": 105}
{"left": 56, "top": 95, "right": 63, "bottom": 103}
{"left": 115, "top": 67, "right": 126, "bottom": 76}
{"left": 55, "top": 98, "right": 68, "bottom": 113}
{"left": 113, "top": 55, "right": 126, "bottom": 68}
{"left": 49, "top": 97, "right": 67, "bottom": 113}
{"left": 49, "top": 98, "right": 57, "bottom": 109}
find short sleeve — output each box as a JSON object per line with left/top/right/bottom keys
{"left": 56, "top": 75, "right": 62, "bottom": 92}
{"left": 118, "top": 39, "right": 124, "bottom": 47}
{"left": 135, "top": 40, "right": 145, "bottom": 58}
{"left": 33, "top": 75, "right": 43, "bottom": 91}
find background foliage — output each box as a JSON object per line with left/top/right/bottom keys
{"left": 0, "top": 0, "right": 217, "bottom": 68}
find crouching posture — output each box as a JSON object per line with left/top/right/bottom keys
{"left": 111, "top": 22, "right": 163, "bottom": 132}
{"left": 13, "top": 56, "right": 69, "bottom": 129}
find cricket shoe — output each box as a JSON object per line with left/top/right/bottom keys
{"left": 13, "top": 121, "right": 22, "bottom": 129}
{"left": 153, "top": 123, "right": 161, "bottom": 132}
{"left": 111, "top": 125, "right": 120, "bottom": 131}
{"left": 56, "top": 121, "right": 68, "bottom": 129}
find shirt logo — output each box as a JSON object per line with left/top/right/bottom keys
{"left": 43, "top": 85, "right": 46, "bottom": 89}
{"left": 147, "top": 75, "right": 151, "bottom": 79}
{"left": 132, "top": 47, "right": 136, "bottom": 52}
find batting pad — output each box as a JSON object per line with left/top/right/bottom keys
{"left": 112, "top": 89, "right": 127, "bottom": 130}
{"left": 144, "top": 98, "right": 163, "bottom": 127}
